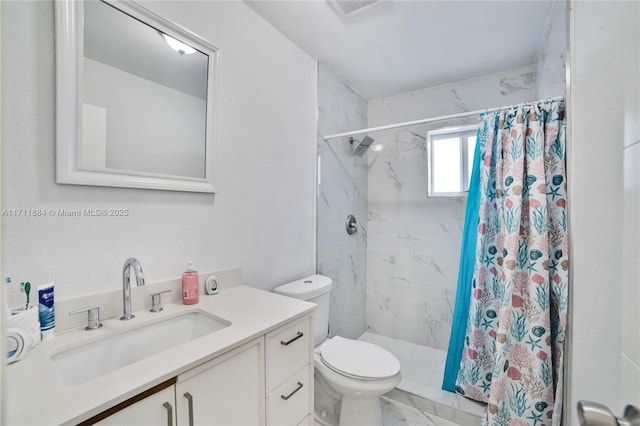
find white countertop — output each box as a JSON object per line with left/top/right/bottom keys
{"left": 5, "top": 285, "right": 315, "bottom": 425}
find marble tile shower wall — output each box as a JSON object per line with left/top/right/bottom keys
{"left": 535, "top": 0, "right": 567, "bottom": 99}
{"left": 366, "top": 66, "right": 536, "bottom": 350}
{"left": 317, "top": 63, "right": 368, "bottom": 339}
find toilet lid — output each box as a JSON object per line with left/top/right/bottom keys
{"left": 320, "top": 336, "right": 400, "bottom": 380}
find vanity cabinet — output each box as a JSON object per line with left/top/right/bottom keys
{"left": 89, "top": 314, "right": 312, "bottom": 426}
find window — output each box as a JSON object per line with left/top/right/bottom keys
{"left": 427, "top": 125, "right": 478, "bottom": 197}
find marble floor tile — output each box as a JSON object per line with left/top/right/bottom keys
{"left": 405, "top": 344, "right": 443, "bottom": 385}
{"left": 381, "top": 396, "right": 458, "bottom": 426}
{"left": 314, "top": 396, "right": 457, "bottom": 426}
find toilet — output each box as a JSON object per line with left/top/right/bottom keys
{"left": 274, "top": 275, "right": 401, "bottom": 426}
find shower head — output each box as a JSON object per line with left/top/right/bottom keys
{"left": 350, "top": 135, "right": 375, "bottom": 157}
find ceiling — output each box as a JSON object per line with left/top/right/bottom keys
{"left": 84, "top": 1, "right": 209, "bottom": 99}
{"left": 246, "top": 0, "right": 555, "bottom": 100}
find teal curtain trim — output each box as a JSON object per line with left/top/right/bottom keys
{"left": 442, "top": 129, "right": 482, "bottom": 393}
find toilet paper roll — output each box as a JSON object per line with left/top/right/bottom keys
{"left": 8, "top": 305, "right": 41, "bottom": 350}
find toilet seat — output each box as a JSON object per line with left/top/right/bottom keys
{"left": 319, "top": 336, "right": 400, "bottom": 381}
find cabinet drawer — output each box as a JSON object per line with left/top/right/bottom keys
{"left": 267, "top": 365, "right": 311, "bottom": 426}
{"left": 266, "top": 315, "right": 312, "bottom": 390}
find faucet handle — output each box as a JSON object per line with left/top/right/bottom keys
{"left": 69, "top": 305, "right": 103, "bottom": 330}
{"left": 150, "top": 290, "right": 171, "bottom": 313}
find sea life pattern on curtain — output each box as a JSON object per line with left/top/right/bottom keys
{"left": 455, "top": 101, "right": 568, "bottom": 426}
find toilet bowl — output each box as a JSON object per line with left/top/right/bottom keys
{"left": 274, "top": 275, "right": 401, "bottom": 426}
{"left": 315, "top": 336, "right": 401, "bottom": 425}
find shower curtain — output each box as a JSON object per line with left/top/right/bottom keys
{"left": 445, "top": 100, "right": 568, "bottom": 426}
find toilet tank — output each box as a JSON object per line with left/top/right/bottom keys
{"left": 273, "top": 275, "right": 332, "bottom": 346}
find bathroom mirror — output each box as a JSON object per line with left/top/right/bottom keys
{"left": 55, "top": 0, "right": 219, "bottom": 192}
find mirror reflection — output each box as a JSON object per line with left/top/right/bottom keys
{"left": 82, "top": 1, "right": 209, "bottom": 178}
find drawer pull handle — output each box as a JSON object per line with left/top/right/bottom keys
{"left": 281, "top": 331, "right": 304, "bottom": 346}
{"left": 281, "top": 382, "right": 304, "bottom": 401}
{"left": 162, "top": 402, "right": 173, "bottom": 426}
{"left": 184, "top": 392, "right": 194, "bottom": 426}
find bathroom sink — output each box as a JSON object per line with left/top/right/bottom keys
{"left": 51, "top": 311, "right": 230, "bottom": 385}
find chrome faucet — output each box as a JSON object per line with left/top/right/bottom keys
{"left": 121, "top": 257, "right": 146, "bottom": 320}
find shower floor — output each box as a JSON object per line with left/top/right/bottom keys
{"left": 358, "top": 332, "right": 485, "bottom": 425}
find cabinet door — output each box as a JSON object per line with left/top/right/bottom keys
{"left": 95, "top": 385, "right": 176, "bottom": 426}
{"left": 175, "top": 337, "right": 265, "bottom": 426}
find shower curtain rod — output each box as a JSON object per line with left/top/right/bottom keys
{"left": 322, "top": 95, "right": 565, "bottom": 141}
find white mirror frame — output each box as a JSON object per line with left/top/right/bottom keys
{"left": 55, "top": 0, "right": 219, "bottom": 193}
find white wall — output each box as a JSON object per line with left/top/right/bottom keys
{"left": 366, "top": 66, "right": 536, "bottom": 349}
{"left": 1, "top": 0, "right": 317, "bottom": 299}
{"left": 316, "top": 63, "right": 368, "bottom": 340}
{"left": 567, "top": 1, "right": 640, "bottom": 422}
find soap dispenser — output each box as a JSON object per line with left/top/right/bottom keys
{"left": 182, "top": 261, "right": 199, "bottom": 305}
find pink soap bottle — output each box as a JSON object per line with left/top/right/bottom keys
{"left": 182, "top": 261, "right": 199, "bottom": 305}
